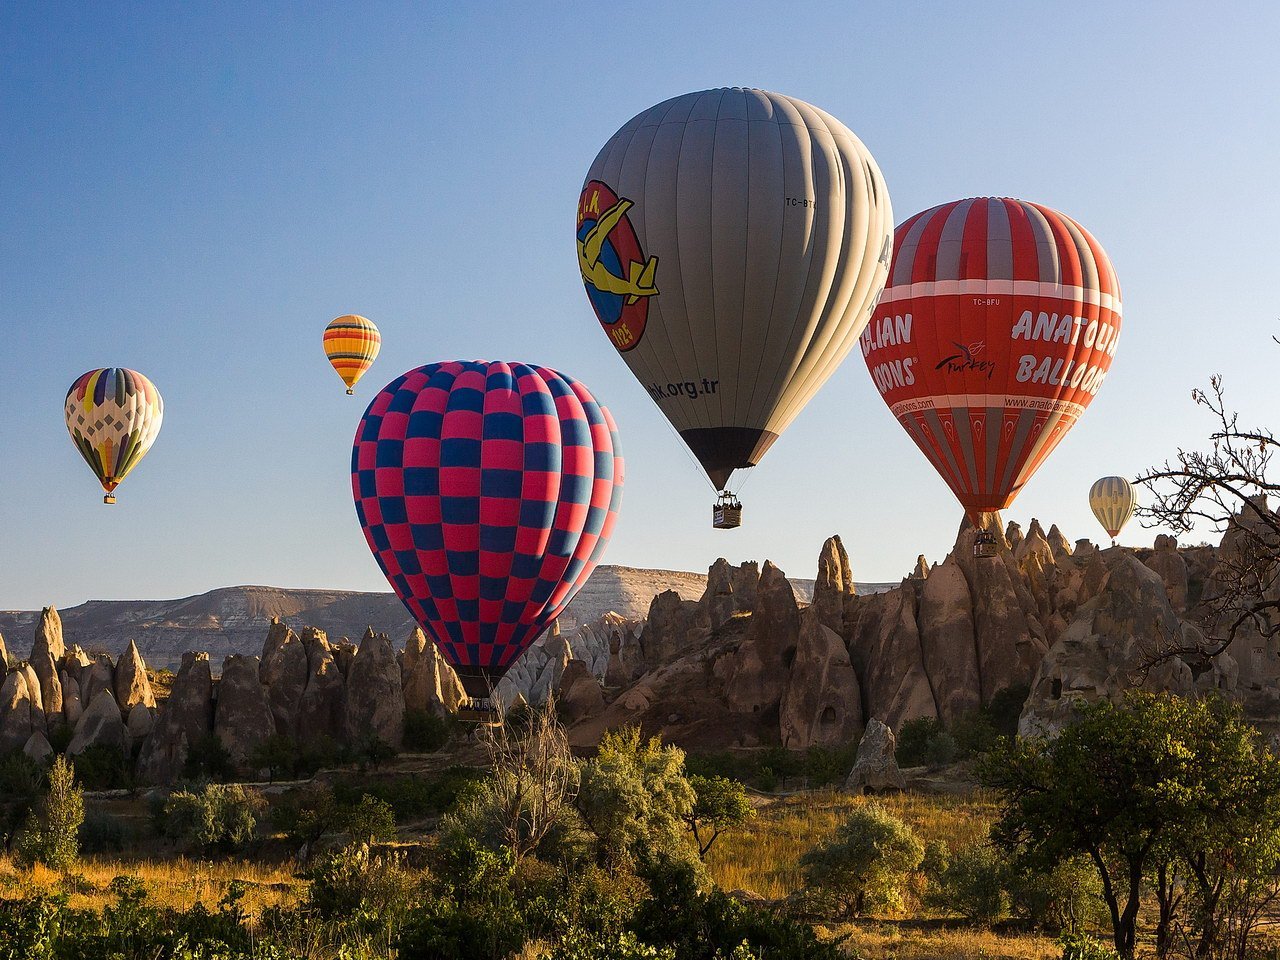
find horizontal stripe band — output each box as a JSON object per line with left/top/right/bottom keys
{"left": 880, "top": 279, "right": 1121, "bottom": 313}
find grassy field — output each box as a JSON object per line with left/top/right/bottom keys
{"left": 707, "top": 789, "right": 1061, "bottom": 960}
{"left": 0, "top": 853, "right": 302, "bottom": 918}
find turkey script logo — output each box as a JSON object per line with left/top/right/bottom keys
{"left": 577, "top": 180, "right": 658, "bottom": 352}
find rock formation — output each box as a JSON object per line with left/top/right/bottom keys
{"left": 214, "top": 655, "right": 276, "bottom": 766}
{"left": 136, "top": 651, "right": 214, "bottom": 785}
{"left": 0, "top": 669, "right": 43, "bottom": 752}
{"left": 297, "top": 628, "right": 347, "bottom": 740}
{"left": 344, "top": 628, "right": 405, "bottom": 747}
{"left": 845, "top": 719, "right": 905, "bottom": 793}
{"left": 23, "top": 730, "right": 52, "bottom": 763}
{"left": 1144, "top": 534, "right": 1189, "bottom": 614}
{"left": 813, "top": 536, "right": 856, "bottom": 634}
{"left": 68, "top": 690, "right": 129, "bottom": 756}
{"left": 779, "top": 608, "right": 861, "bottom": 749}
{"left": 80, "top": 654, "right": 115, "bottom": 707}
{"left": 1020, "top": 552, "right": 1201, "bottom": 736}
{"left": 114, "top": 639, "right": 155, "bottom": 712}
{"left": 558, "top": 660, "right": 604, "bottom": 721}
{"left": 30, "top": 607, "right": 64, "bottom": 718}
{"left": 722, "top": 561, "right": 801, "bottom": 715}
{"left": 260, "top": 618, "right": 308, "bottom": 737}
{"left": 402, "top": 627, "right": 464, "bottom": 716}
{"left": 0, "top": 632, "right": 7, "bottom": 669}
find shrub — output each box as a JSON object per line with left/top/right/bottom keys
{"left": 799, "top": 802, "right": 924, "bottom": 916}
{"left": 161, "top": 783, "right": 263, "bottom": 853}
{"left": 1007, "top": 855, "right": 1103, "bottom": 933}
{"left": 577, "top": 727, "right": 697, "bottom": 868}
{"left": 403, "top": 709, "right": 453, "bottom": 752}
{"left": 340, "top": 793, "right": 397, "bottom": 846}
{"left": 270, "top": 783, "right": 336, "bottom": 847}
{"left": 1058, "top": 932, "right": 1121, "bottom": 960}
{"left": 183, "top": 734, "right": 234, "bottom": 781}
{"left": 933, "top": 841, "right": 1009, "bottom": 925}
{"left": 632, "top": 854, "right": 846, "bottom": 960}
{"left": 895, "top": 717, "right": 941, "bottom": 767}
{"left": 16, "top": 755, "right": 83, "bottom": 871}
{"left": 72, "top": 742, "right": 133, "bottom": 790}
{"left": 802, "top": 743, "right": 858, "bottom": 787}
{"left": 685, "top": 775, "right": 754, "bottom": 859}
{"left": 924, "top": 731, "right": 958, "bottom": 767}
{"left": 305, "top": 843, "right": 420, "bottom": 932}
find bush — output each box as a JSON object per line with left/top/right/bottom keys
{"left": 800, "top": 802, "right": 924, "bottom": 916}
{"left": 340, "top": 794, "right": 397, "bottom": 846}
{"left": 1058, "top": 932, "right": 1122, "bottom": 960}
{"left": 1007, "top": 855, "right": 1103, "bottom": 933}
{"left": 403, "top": 709, "right": 453, "bottom": 752}
{"left": 932, "top": 841, "right": 1009, "bottom": 925}
{"left": 183, "top": 734, "right": 234, "bottom": 782}
{"left": 305, "top": 843, "right": 420, "bottom": 931}
{"left": 161, "top": 783, "right": 263, "bottom": 853}
{"left": 72, "top": 743, "right": 133, "bottom": 791}
{"left": 632, "top": 855, "right": 846, "bottom": 960}
{"left": 802, "top": 744, "right": 857, "bottom": 788}
{"left": 270, "top": 783, "right": 336, "bottom": 847}
{"left": 576, "top": 727, "right": 697, "bottom": 867}
{"left": 16, "top": 755, "right": 83, "bottom": 871}
{"left": 896, "top": 717, "right": 942, "bottom": 767}
{"left": 0, "top": 750, "right": 42, "bottom": 846}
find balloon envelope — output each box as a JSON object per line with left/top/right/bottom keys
{"left": 863, "top": 197, "right": 1121, "bottom": 521}
{"left": 324, "top": 315, "right": 381, "bottom": 394}
{"left": 351, "top": 361, "right": 623, "bottom": 693}
{"left": 579, "top": 87, "right": 892, "bottom": 490}
{"left": 1089, "top": 476, "right": 1136, "bottom": 540}
{"left": 65, "top": 368, "right": 164, "bottom": 502}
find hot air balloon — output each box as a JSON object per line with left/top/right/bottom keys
{"left": 862, "top": 197, "right": 1121, "bottom": 555}
{"left": 64, "top": 368, "right": 164, "bottom": 504}
{"left": 578, "top": 87, "right": 892, "bottom": 527}
{"left": 1089, "top": 476, "right": 1136, "bottom": 545}
{"left": 324, "top": 315, "right": 381, "bottom": 395}
{"left": 351, "top": 361, "right": 623, "bottom": 703}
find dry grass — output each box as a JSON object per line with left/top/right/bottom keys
{"left": 830, "top": 920, "right": 1059, "bottom": 959}
{"left": 707, "top": 788, "right": 999, "bottom": 900}
{"left": 0, "top": 854, "right": 303, "bottom": 918}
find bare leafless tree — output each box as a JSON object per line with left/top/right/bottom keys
{"left": 1136, "top": 372, "right": 1280, "bottom": 669}
{"left": 467, "top": 698, "right": 579, "bottom": 861}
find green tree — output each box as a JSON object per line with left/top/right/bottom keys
{"left": 684, "top": 775, "right": 753, "bottom": 860}
{"left": 161, "top": 783, "right": 263, "bottom": 854}
{"left": 576, "top": 726, "right": 697, "bottom": 868}
{"left": 980, "top": 692, "right": 1280, "bottom": 959}
{"left": 799, "top": 802, "right": 924, "bottom": 916}
{"left": 340, "top": 793, "right": 397, "bottom": 847}
{"left": 16, "top": 755, "right": 83, "bottom": 871}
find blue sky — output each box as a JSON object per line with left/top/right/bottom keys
{"left": 2, "top": 1, "right": 1278, "bottom": 610}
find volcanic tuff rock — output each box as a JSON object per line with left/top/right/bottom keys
{"left": 23, "top": 730, "right": 53, "bottom": 763}
{"left": 813, "top": 536, "right": 856, "bottom": 635}
{"left": 1020, "top": 551, "right": 1201, "bottom": 736}
{"left": 558, "top": 659, "right": 604, "bottom": 721}
{"left": 401, "top": 627, "right": 464, "bottom": 717}
{"left": 127, "top": 702, "right": 155, "bottom": 740}
{"left": 114, "top": 639, "right": 155, "bottom": 711}
{"left": 30, "top": 607, "right": 64, "bottom": 717}
{"left": 80, "top": 654, "right": 115, "bottom": 707}
{"left": 0, "top": 633, "right": 7, "bottom": 668}
{"left": 136, "top": 651, "right": 214, "bottom": 785}
{"left": 60, "top": 670, "right": 82, "bottom": 726}
{"left": 722, "top": 561, "right": 802, "bottom": 715}
{"left": 845, "top": 718, "right": 905, "bottom": 793}
{"left": 779, "top": 608, "right": 861, "bottom": 749}
{"left": 68, "top": 689, "right": 129, "bottom": 757}
{"left": 260, "top": 618, "right": 307, "bottom": 737}
{"left": 496, "top": 623, "right": 572, "bottom": 708}
{"left": 0, "top": 669, "right": 43, "bottom": 752}
{"left": 1143, "top": 534, "right": 1189, "bottom": 614}
{"left": 344, "top": 628, "right": 404, "bottom": 747}
{"left": 215, "top": 655, "right": 276, "bottom": 765}
{"left": 294, "top": 628, "right": 346, "bottom": 740}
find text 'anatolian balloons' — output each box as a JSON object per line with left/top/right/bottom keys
{"left": 351, "top": 361, "right": 623, "bottom": 694}
{"left": 863, "top": 197, "right": 1121, "bottom": 522}
{"left": 579, "top": 87, "right": 893, "bottom": 491}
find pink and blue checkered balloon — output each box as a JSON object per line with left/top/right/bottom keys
{"left": 352, "top": 361, "right": 624, "bottom": 695}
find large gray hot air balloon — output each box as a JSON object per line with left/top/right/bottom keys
{"left": 577, "top": 87, "right": 892, "bottom": 524}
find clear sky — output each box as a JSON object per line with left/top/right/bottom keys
{"left": 3, "top": 1, "right": 1278, "bottom": 610}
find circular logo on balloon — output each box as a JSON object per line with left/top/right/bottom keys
{"left": 577, "top": 180, "right": 658, "bottom": 352}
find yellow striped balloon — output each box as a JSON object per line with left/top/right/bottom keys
{"left": 323, "top": 315, "right": 381, "bottom": 395}
{"left": 64, "top": 368, "right": 164, "bottom": 504}
{"left": 1089, "top": 476, "right": 1137, "bottom": 543}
